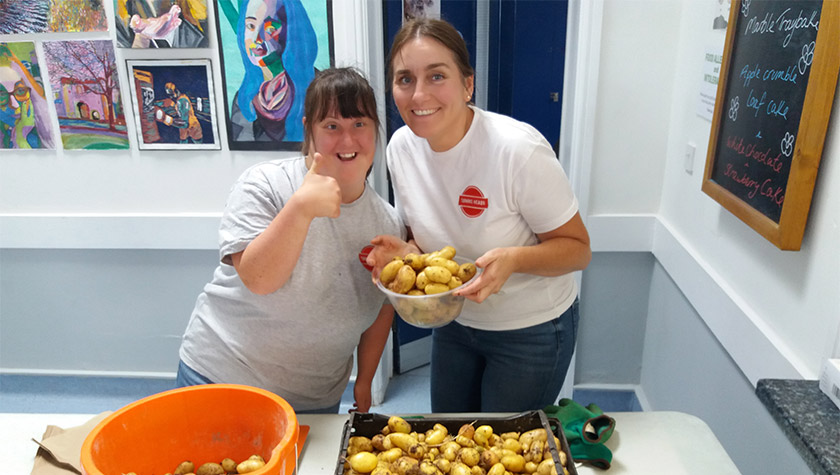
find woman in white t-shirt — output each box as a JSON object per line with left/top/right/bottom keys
{"left": 368, "top": 18, "right": 592, "bottom": 412}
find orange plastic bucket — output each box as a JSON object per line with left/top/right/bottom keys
{"left": 80, "top": 384, "right": 300, "bottom": 475}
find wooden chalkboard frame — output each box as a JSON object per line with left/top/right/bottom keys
{"left": 703, "top": 0, "right": 840, "bottom": 250}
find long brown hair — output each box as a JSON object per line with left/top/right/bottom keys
{"left": 301, "top": 67, "right": 380, "bottom": 156}
{"left": 387, "top": 18, "right": 475, "bottom": 87}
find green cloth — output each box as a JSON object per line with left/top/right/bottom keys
{"left": 545, "top": 399, "right": 616, "bottom": 470}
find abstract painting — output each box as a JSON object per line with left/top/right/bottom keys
{"left": 0, "top": 0, "right": 107, "bottom": 34}
{"left": 215, "top": 0, "right": 333, "bottom": 150}
{"left": 126, "top": 59, "right": 220, "bottom": 150}
{"left": 115, "top": 0, "right": 210, "bottom": 48}
{"left": 0, "top": 42, "right": 54, "bottom": 149}
{"left": 42, "top": 40, "right": 130, "bottom": 150}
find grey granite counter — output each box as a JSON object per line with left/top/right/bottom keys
{"left": 756, "top": 379, "right": 840, "bottom": 475}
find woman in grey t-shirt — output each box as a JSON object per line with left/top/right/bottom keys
{"left": 177, "top": 68, "right": 404, "bottom": 413}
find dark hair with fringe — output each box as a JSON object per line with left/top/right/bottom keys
{"left": 301, "top": 67, "right": 380, "bottom": 156}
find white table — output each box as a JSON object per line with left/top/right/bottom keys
{"left": 2, "top": 411, "right": 740, "bottom": 474}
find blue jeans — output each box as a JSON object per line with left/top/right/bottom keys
{"left": 175, "top": 360, "right": 341, "bottom": 414}
{"left": 430, "top": 299, "right": 579, "bottom": 413}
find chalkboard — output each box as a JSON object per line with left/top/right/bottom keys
{"left": 703, "top": 0, "right": 840, "bottom": 250}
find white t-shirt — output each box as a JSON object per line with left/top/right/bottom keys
{"left": 386, "top": 107, "right": 579, "bottom": 331}
{"left": 179, "top": 156, "right": 404, "bottom": 411}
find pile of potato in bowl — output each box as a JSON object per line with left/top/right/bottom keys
{"left": 376, "top": 246, "right": 479, "bottom": 329}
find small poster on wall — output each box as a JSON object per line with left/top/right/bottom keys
{"left": 115, "top": 0, "right": 210, "bottom": 48}
{"left": 0, "top": 42, "right": 55, "bottom": 149}
{"left": 215, "top": 0, "right": 334, "bottom": 151}
{"left": 126, "top": 59, "right": 221, "bottom": 150}
{"left": 0, "top": 0, "right": 107, "bottom": 34}
{"left": 42, "top": 40, "right": 130, "bottom": 150}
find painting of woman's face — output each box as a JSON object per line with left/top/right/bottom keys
{"left": 12, "top": 81, "right": 30, "bottom": 103}
{"left": 243, "top": 0, "right": 287, "bottom": 68}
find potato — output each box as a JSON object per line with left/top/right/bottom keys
{"left": 487, "top": 463, "right": 506, "bottom": 475}
{"left": 437, "top": 245, "right": 457, "bottom": 260}
{"left": 474, "top": 425, "right": 493, "bottom": 446}
{"left": 403, "top": 253, "right": 426, "bottom": 271}
{"left": 380, "top": 259, "right": 405, "bottom": 285}
{"left": 174, "top": 461, "right": 195, "bottom": 475}
{"left": 479, "top": 449, "right": 500, "bottom": 469}
{"left": 388, "top": 432, "right": 425, "bottom": 459}
{"left": 447, "top": 276, "right": 463, "bottom": 289}
{"left": 236, "top": 458, "right": 265, "bottom": 474}
{"left": 348, "top": 452, "right": 379, "bottom": 473}
{"left": 536, "top": 458, "right": 557, "bottom": 475}
{"left": 372, "top": 433, "right": 390, "bottom": 451}
{"left": 458, "top": 424, "right": 476, "bottom": 439}
{"left": 424, "top": 283, "right": 450, "bottom": 295}
{"left": 427, "top": 256, "right": 460, "bottom": 275}
{"left": 414, "top": 270, "right": 430, "bottom": 290}
{"left": 196, "top": 462, "right": 225, "bottom": 475}
{"left": 424, "top": 266, "right": 452, "bottom": 284}
{"left": 393, "top": 456, "right": 420, "bottom": 475}
{"left": 388, "top": 415, "right": 413, "bottom": 434}
{"left": 388, "top": 265, "right": 416, "bottom": 294}
{"left": 378, "top": 447, "right": 403, "bottom": 463}
{"left": 348, "top": 436, "right": 375, "bottom": 455}
{"left": 221, "top": 458, "right": 237, "bottom": 473}
{"left": 501, "top": 454, "right": 526, "bottom": 473}
{"left": 419, "top": 460, "right": 441, "bottom": 475}
{"left": 457, "top": 447, "right": 480, "bottom": 467}
{"left": 458, "top": 262, "right": 477, "bottom": 283}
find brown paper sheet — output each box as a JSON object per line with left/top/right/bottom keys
{"left": 31, "top": 412, "right": 112, "bottom": 475}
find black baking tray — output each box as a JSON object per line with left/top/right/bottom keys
{"left": 335, "top": 410, "right": 577, "bottom": 475}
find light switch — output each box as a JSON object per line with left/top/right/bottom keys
{"left": 684, "top": 142, "right": 696, "bottom": 175}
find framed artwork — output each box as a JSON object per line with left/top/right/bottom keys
{"left": 42, "top": 40, "right": 130, "bottom": 150}
{"left": 0, "top": 0, "right": 107, "bottom": 34}
{"left": 126, "top": 59, "right": 220, "bottom": 150}
{"left": 115, "top": 0, "right": 210, "bottom": 48}
{"left": 0, "top": 42, "right": 55, "bottom": 149}
{"left": 215, "top": 0, "right": 334, "bottom": 151}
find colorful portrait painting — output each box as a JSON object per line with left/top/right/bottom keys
{"left": 115, "top": 0, "right": 210, "bottom": 48}
{"left": 42, "top": 40, "right": 130, "bottom": 150}
{"left": 126, "top": 59, "right": 220, "bottom": 150}
{"left": 0, "top": 0, "right": 107, "bottom": 34}
{"left": 216, "top": 0, "right": 333, "bottom": 150}
{"left": 0, "top": 42, "right": 54, "bottom": 150}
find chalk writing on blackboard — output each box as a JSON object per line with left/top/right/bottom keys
{"left": 703, "top": 0, "right": 840, "bottom": 250}
{"left": 709, "top": 0, "right": 821, "bottom": 224}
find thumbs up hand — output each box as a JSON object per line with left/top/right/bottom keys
{"left": 296, "top": 152, "right": 342, "bottom": 219}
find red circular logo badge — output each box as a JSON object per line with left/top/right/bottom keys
{"left": 359, "top": 245, "right": 374, "bottom": 271}
{"left": 459, "top": 186, "right": 488, "bottom": 218}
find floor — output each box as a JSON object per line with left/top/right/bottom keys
{"left": 0, "top": 365, "right": 640, "bottom": 414}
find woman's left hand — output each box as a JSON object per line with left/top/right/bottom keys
{"left": 454, "top": 247, "right": 515, "bottom": 303}
{"left": 352, "top": 381, "right": 372, "bottom": 413}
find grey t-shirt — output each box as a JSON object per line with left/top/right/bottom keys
{"left": 179, "top": 156, "right": 404, "bottom": 411}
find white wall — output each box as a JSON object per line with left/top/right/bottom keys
{"left": 570, "top": 0, "right": 839, "bottom": 472}
{"left": 583, "top": 0, "right": 839, "bottom": 383}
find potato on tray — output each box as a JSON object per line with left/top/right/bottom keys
{"left": 337, "top": 412, "right": 575, "bottom": 475}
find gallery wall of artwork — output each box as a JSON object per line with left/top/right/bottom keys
{"left": 0, "top": 0, "right": 385, "bottom": 230}
{"left": 0, "top": 0, "right": 335, "bottom": 153}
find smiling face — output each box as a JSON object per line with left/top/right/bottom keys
{"left": 391, "top": 37, "right": 474, "bottom": 152}
{"left": 243, "top": 0, "right": 287, "bottom": 69}
{"left": 308, "top": 108, "right": 377, "bottom": 202}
